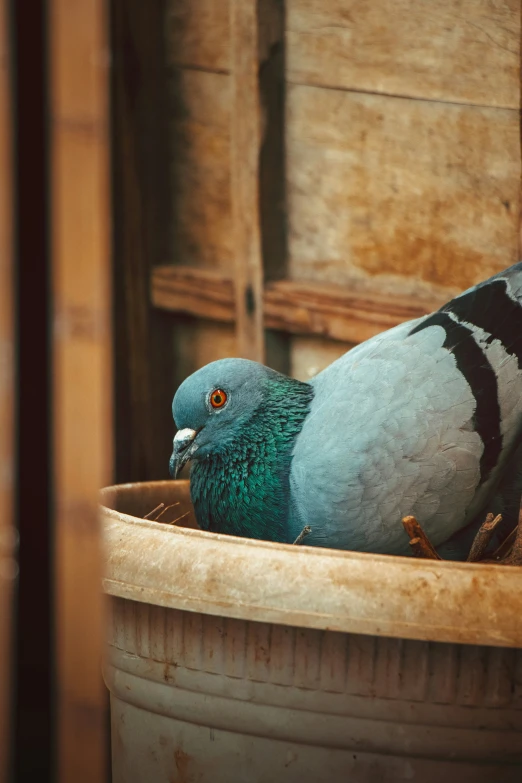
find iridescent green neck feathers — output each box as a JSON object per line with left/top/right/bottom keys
{"left": 189, "top": 376, "right": 313, "bottom": 541}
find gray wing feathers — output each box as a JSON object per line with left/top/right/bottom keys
{"left": 290, "top": 263, "right": 522, "bottom": 555}
{"left": 290, "top": 321, "right": 483, "bottom": 554}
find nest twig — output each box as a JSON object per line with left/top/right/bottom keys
{"left": 293, "top": 526, "right": 312, "bottom": 545}
{"left": 490, "top": 525, "right": 518, "bottom": 561}
{"left": 402, "top": 516, "right": 441, "bottom": 560}
{"left": 143, "top": 501, "right": 190, "bottom": 526}
{"left": 467, "top": 513, "right": 502, "bottom": 562}
{"left": 403, "top": 506, "right": 522, "bottom": 566}
{"left": 154, "top": 502, "right": 180, "bottom": 521}
{"left": 486, "top": 508, "right": 522, "bottom": 566}
{"left": 143, "top": 502, "right": 164, "bottom": 520}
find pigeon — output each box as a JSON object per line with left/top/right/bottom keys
{"left": 170, "top": 262, "right": 522, "bottom": 559}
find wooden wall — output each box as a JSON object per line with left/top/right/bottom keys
{"left": 108, "top": 0, "right": 522, "bottom": 482}
{"left": 156, "top": 0, "right": 520, "bottom": 389}
{"left": 285, "top": 1, "right": 520, "bottom": 291}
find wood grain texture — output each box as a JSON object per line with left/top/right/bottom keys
{"left": 151, "top": 265, "right": 444, "bottom": 344}
{"left": 163, "top": 7, "right": 520, "bottom": 303}
{"left": 165, "top": 0, "right": 520, "bottom": 109}
{"left": 0, "top": 1, "right": 15, "bottom": 779}
{"left": 287, "top": 84, "right": 521, "bottom": 297}
{"left": 167, "top": 1, "right": 288, "bottom": 370}
{"left": 50, "top": 1, "right": 111, "bottom": 780}
{"left": 166, "top": 0, "right": 230, "bottom": 72}
{"left": 169, "top": 68, "right": 232, "bottom": 272}
{"left": 264, "top": 278, "right": 442, "bottom": 341}
{"left": 287, "top": 0, "right": 520, "bottom": 109}
{"left": 165, "top": 76, "right": 520, "bottom": 303}
{"left": 230, "top": 0, "right": 266, "bottom": 361}
{"left": 153, "top": 265, "right": 235, "bottom": 322}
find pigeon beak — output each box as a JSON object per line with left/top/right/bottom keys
{"left": 169, "top": 428, "right": 199, "bottom": 479}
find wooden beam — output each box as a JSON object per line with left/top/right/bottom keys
{"left": 230, "top": 0, "right": 265, "bottom": 361}
{"left": 151, "top": 265, "right": 445, "bottom": 344}
{"left": 0, "top": 0, "right": 15, "bottom": 779}
{"left": 49, "top": 0, "right": 111, "bottom": 780}
{"left": 153, "top": 265, "right": 234, "bottom": 323}
{"left": 286, "top": 0, "right": 520, "bottom": 110}
{"left": 111, "top": 0, "right": 175, "bottom": 483}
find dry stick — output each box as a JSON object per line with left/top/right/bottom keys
{"left": 165, "top": 510, "right": 192, "bottom": 527}
{"left": 154, "top": 502, "right": 180, "bottom": 522}
{"left": 489, "top": 527, "right": 517, "bottom": 561}
{"left": 293, "top": 526, "right": 312, "bottom": 545}
{"left": 500, "top": 507, "right": 522, "bottom": 566}
{"left": 487, "top": 506, "right": 522, "bottom": 562}
{"left": 467, "top": 513, "right": 502, "bottom": 563}
{"left": 409, "top": 536, "right": 436, "bottom": 559}
{"left": 143, "top": 502, "right": 164, "bottom": 520}
{"left": 402, "top": 515, "right": 442, "bottom": 560}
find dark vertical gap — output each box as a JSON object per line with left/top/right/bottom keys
{"left": 167, "top": 57, "right": 202, "bottom": 405}
{"left": 11, "top": 0, "right": 53, "bottom": 780}
{"left": 111, "top": 0, "right": 175, "bottom": 484}
{"left": 258, "top": 0, "right": 290, "bottom": 375}
{"left": 5, "top": 4, "right": 16, "bottom": 781}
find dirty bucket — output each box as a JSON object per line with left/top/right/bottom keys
{"left": 101, "top": 480, "right": 522, "bottom": 783}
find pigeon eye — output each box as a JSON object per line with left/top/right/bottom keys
{"left": 210, "top": 388, "right": 228, "bottom": 409}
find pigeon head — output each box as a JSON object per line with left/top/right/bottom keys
{"left": 169, "top": 358, "right": 282, "bottom": 478}
{"left": 169, "top": 357, "right": 314, "bottom": 541}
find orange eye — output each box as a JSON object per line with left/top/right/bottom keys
{"left": 210, "top": 388, "right": 228, "bottom": 409}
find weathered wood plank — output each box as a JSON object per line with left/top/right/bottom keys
{"left": 169, "top": 68, "right": 232, "bottom": 271}
{"left": 264, "top": 278, "right": 442, "bottom": 340}
{"left": 153, "top": 265, "right": 234, "bottom": 322}
{"left": 165, "top": 0, "right": 519, "bottom": 109}
{"left": 162, "top": 0, "right": 520, "bottom": 384}
{"left": 168, "top": 2, "right": 288, "bottom": 369}
{"left": 166, "top": 0, "right": 230, "bottom": 72}
{"left": 287, "top": 0, "right": 520, "bottom": 109}
{"left": 230, "top": 0, "right": 266, "bottom": 361}
{"left": 49, "top": 0, "right": 111, "bottom": 780}
{"left": 287, "top": 84, "right": 520, "bottom": 297}
{"left": 0, "top": 1, "right": 15, "bottom": 779}
{"left": 257, "top": 0, "right": 290, "bottom": 374}
{"left": 151, "top": 265, "right": 445, "bottom": 344}
{"left": 165, "top": 62, "right": 519, "bottom": 306}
